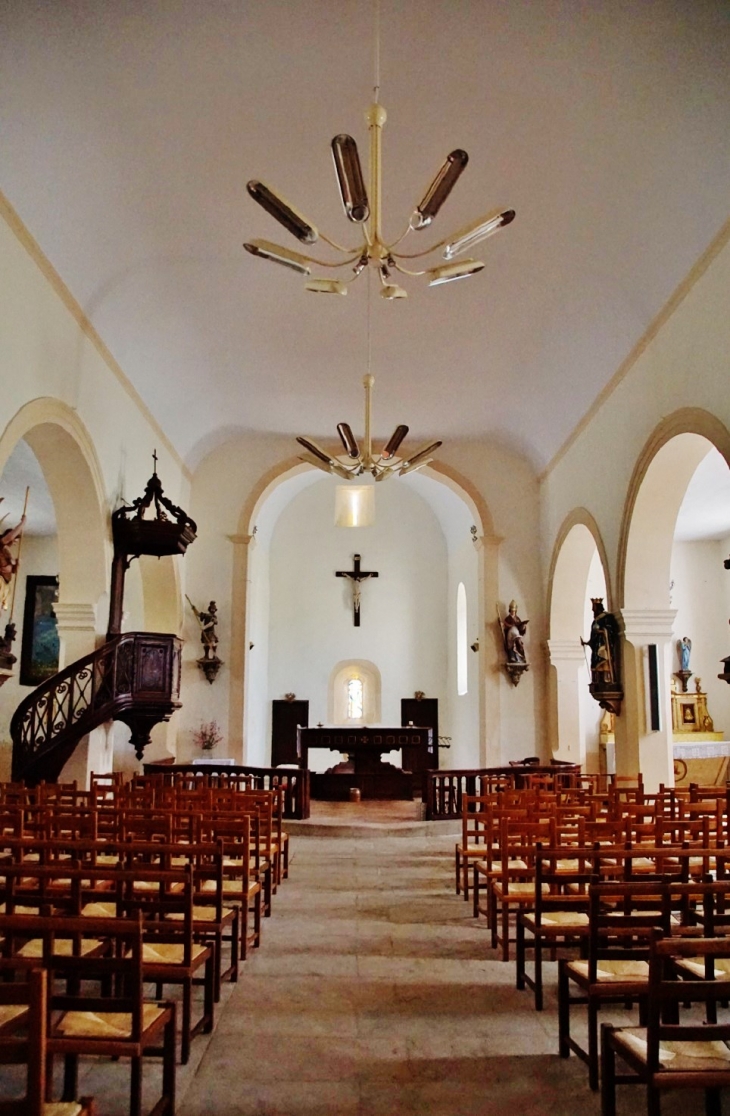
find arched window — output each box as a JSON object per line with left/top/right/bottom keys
{"left": 457, "top": 581, "right": 468, "bottom": 696}
{"left": 347, "top": 676, "right": 364, "bottom": 721}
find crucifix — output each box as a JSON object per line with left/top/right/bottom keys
{"left": 336, "top": 553, "right": 379, "bottom": 627}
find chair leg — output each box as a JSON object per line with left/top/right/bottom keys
{"left": 705, "top": 1088, "right": 722, "bottom": 1116}
{"left": 501, "top": 901, "right": 510, "bottom": 962}
{"left": 130, "top": 1056, "right": 143, "bottom": 1116}
{"left": 558, "top": 960, "right": 570, "bottom": 1058}
{"left": 455, "top": 847, "right": 461, "bottom": 895}
{"left": 600, "top": 1024, "right": 616, "bottom": 1116}
{"left": 534, "top": 933, "right": 544, "bottom": 1012}
{"left": 647, "top": 1083, "right": 662, "bottom": 1116}
{"left": 240, "top": 900, "right": 249, "bottom": 960}
{"left": 62, "top": 1053, "right": 79, "bottom": 1102}
{"left": 515, "top": 914, "right": 525, "bottom": 990}
{"left": 472, "top": 866, "right": 480, "bottom": 918}
{"left": 588, "top": 999, "right": 600, "bottom": 1091}
{"left": 181, "top": 979, "right": 191, "bottom": 1065}
{"left": 463, "top": 855, "right": 470, "bottom": 901}
{"left": 163, "top": 1007, "right": 177, "bottom": 1115}
{"left": 204, "top": 954, "right": 215, "bottom": 1035}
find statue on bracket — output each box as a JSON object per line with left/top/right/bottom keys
{"left": 186, "top": 597, "right": 224, "bottom": 684}
{"left": 581, "top": 597, "right": 623, "bottom": 714}
{"left": 0, "top": 492, "right": 28, "bottom": 682}
{"left": 675, "top": 636, "right": 693, "bottom": 692}
{"left": 498, "top": 600, "right": 529, "bottom": 687}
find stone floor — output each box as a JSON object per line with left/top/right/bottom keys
{"left": 41, "top": 822, "right": 725, "bottom": 1114}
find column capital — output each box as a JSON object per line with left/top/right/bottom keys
{"left": 54, "top": 601, "right": 97, "bottom": 632}
{"left": 619, "top": 608, "right": 677, "bottom": 642}
{"left": 227, "top": 533, "right": 256, "bottom": 548}
{"left": 547, "top": 639, "right": 586, "bottom": 664}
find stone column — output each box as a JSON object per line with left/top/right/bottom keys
{"left": 547, "top": 639, "right": 589, "bottom": 766}
{"left": 618, "top": 608, "right": 677, "bottom": 791}
{"left": 53, "top": 601, "right": 98, "bottom": 669}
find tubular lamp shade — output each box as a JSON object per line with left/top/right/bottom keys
{"left": 246, "top": 180, "right": 319, "bottom": 245}
{"left": 381, "top": 425, "right": 409, "bottom": 460}
{"left": 296, "top": 436, "right": 336, "bottom": 468}
{"left": 411, "top": 149, "right": 469, "bottom": 229}
{"left": 305, "top": 279, "right": 348, "bottom": 295}
{"left": 399, "top": 440, "right": 443, "bottom": 474}
{"left": 428, "top": 259, "right": 484, "bottom": 286}
{"left": 380, "top": 284, "right": 408, "bottom": 300}
{"left": 335, "top": 485, "right": 375, "bottom": 528}
{"left": 443, "top": 208, "right": 515, "bottom": 260}
{"left": 337, "top": 423, "right": 360, "bottom": 459}
{"left": 243, "top": 239, "right": 311, "bottom": 275}
{"left": 331, "top": 135, "right": 370, "bottom": 224}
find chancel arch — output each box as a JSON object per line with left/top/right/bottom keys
{"left": 618, "top": 412, "right": 730, "bottom": 789}
{"left": 232, "top": 456, "right": 492, "bottom": 769}
{"left": 547, "top": 512, "right": 611, "bottom": 773}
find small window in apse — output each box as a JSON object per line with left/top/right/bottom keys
{"left": 347, "top": 677, "right": 364, "bottom": 720}
{"left": 457, "top": 582, "right": 468, "bottom": 696}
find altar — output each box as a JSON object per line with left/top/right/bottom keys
{"left": 298, "top": 725, "right": 434, "bottom": 800}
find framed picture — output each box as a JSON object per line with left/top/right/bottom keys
{"left": 20, "top": 575, "right": 60, "bottom": 687}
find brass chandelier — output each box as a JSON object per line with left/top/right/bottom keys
{"left": 243, "top": 5, "right": 515, "bottom": 299}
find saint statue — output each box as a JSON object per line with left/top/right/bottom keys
{"left": 678, "top": 636, "right": 692, "bottom": 673}
{"left": 187, "top": 598, "right": 220, "bottom": 661}
{"left": 0, "top": 503, "right": 26, "bottom": 613}
{"left": 502, "top": 601, "right": 529, "bottom": 664}
{"left": 581, "top": 597, "right": 620, "bottom": 687}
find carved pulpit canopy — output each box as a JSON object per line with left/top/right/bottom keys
{"left": 112, "top": 452, "right": 197, "bottom": 561}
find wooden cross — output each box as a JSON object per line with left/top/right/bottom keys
{"left": 336, "top": 553, "right": 379, "bottom": 627}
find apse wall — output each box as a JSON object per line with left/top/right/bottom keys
{"left": 264, "top": 478, "right": 449, "bottom": 758}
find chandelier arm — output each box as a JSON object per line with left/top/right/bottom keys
{"left": 305, "top": 250, "right": 367, "bottom": 269}
{"left": 390, "top": 235, "right": 455, "bottom": 259}
{"left": 384, "top": 224, "right": 415, "bottom": 252}
{"left": 390, "top": 260, "right": 428, "bottom": 278}
{"left": 318, "top": 231, "right": 368, "bottom": 255}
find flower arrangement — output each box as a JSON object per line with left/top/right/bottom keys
{"left": 193, "top": 720, "right": 223, "bottom": 752}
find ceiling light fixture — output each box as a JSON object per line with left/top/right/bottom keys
{"left": 244, "top": 1, "right": 515, "bottom": 299}
{"left": 296, "top": 372, "right": 442, "bottom": 483}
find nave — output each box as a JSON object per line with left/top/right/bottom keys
{"left": 171, "top": 829, "right": 692, "bottom": 1116}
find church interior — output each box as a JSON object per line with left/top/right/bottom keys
{"left": 0, "top": 2, "right": 729, "bottom": 1114}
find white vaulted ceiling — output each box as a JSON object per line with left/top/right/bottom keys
{"left": 1, "top": 1, "right": 728, "bottom": 470}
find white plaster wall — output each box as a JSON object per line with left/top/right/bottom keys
{"left": 263, "top": 478, "right": 448, "bottom": 766}
{"left": 541, "top": 227, "right": 730, "bottom": 600}
{"left": 670, "top": 540, "right": 730, "bottom": 736}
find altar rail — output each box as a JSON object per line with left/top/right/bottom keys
{"left": 424, "top": 764, "right": 582, "bottom": 820}
{"left": 142, "top": 761, "right": 310, "bottom": 819}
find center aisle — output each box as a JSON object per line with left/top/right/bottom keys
{"left": 179, "top": 830, "right": 667, "bottom": 1116}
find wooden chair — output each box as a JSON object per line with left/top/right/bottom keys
{"left": 515, "top": 843, "right": 597, "bottom": 1010}
{"left": 489, "top": 816, "right": 556, "bottom": 960}
{"left": 601, "top": 933, "right": 730, "bottom": 1116}
{"left": 0, "top": 910, "right": 176, "bottom": 1116}
{"left": 0, "top": 968, "right": 97, "bottom": 1116}
{"left": 455, "top": 794, "right": 494, "bottom": 900}
{"left": 558, "top": 878, "right": 675, "bottom": 1091}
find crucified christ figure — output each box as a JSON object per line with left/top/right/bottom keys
{"left": 336, "top": 554, "right": 379, "bottom": 627}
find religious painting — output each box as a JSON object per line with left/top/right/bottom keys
{"left": 20, "top": 575, "right": 60, "bottom": 687}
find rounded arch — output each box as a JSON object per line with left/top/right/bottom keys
{"left": 618, "top": 408, "right": 730, "bottom": 609}
{"left": 228, "top": 451, "right": 499, "bottom": 763}
{"left": 328, "top": 659, "right": 382, "bottom": 724}
{"left": 0, "top": 398, "right": 108, "bottom": 611}
{"left": 547, "top": 508, "right": 612, "bottom": 637}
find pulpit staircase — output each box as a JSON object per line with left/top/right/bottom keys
{"left": 10, "top": 632, "right": 182, "bottom": 785}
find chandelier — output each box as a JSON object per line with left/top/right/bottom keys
{"left": 296, "top": 372, "right": 441, "bottom": 483}
{"left": 243, "top": 7, "right": 515, "bottom": 299}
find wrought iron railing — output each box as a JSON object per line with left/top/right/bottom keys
{"left": 11, "top": 632, "right": 182, "bottom": 784}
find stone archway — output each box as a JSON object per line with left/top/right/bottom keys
{"left": 547, "top": 511, "right": 611, "bottom": 770}
{"left": 617, "top": 411, "right": 730, "bottom": 789}
{"left": 228, "top": 456, "right": 499, "bottom": 766}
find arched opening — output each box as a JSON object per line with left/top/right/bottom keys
{"left": 228, "top": 456, "right": 495, "bottom": 770}
{"left": 0, "top": 401, "right": 109, "bottom": 783}
{"left": 620, "top": 419, "right": 730, "bottom": 789}
{"left": 329, "top": 659, "right": 381, "bottom": 726}
{"left": 548, "top": 516, "right": 610, "bottom": 773}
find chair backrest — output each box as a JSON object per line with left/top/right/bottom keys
{"left": 0, "top": 967, "right": 47, "bottom": 1116}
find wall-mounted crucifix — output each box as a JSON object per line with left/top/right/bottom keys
{"left": 336, "top": 553, "right": 379, "bottom": 627}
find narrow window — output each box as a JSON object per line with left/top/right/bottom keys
{"left": 457, "top": 582, "right": 468, "bottom": 696}
{"left": 347, "top": 677, "right": 364, "bottom": 720}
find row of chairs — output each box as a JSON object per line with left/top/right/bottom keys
{"left": 0, "top": 773, "right": 294, "bottom": 1116}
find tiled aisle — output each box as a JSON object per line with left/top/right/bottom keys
{"left": 175, "top": 830, "right": 701, "bottom": 1116}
